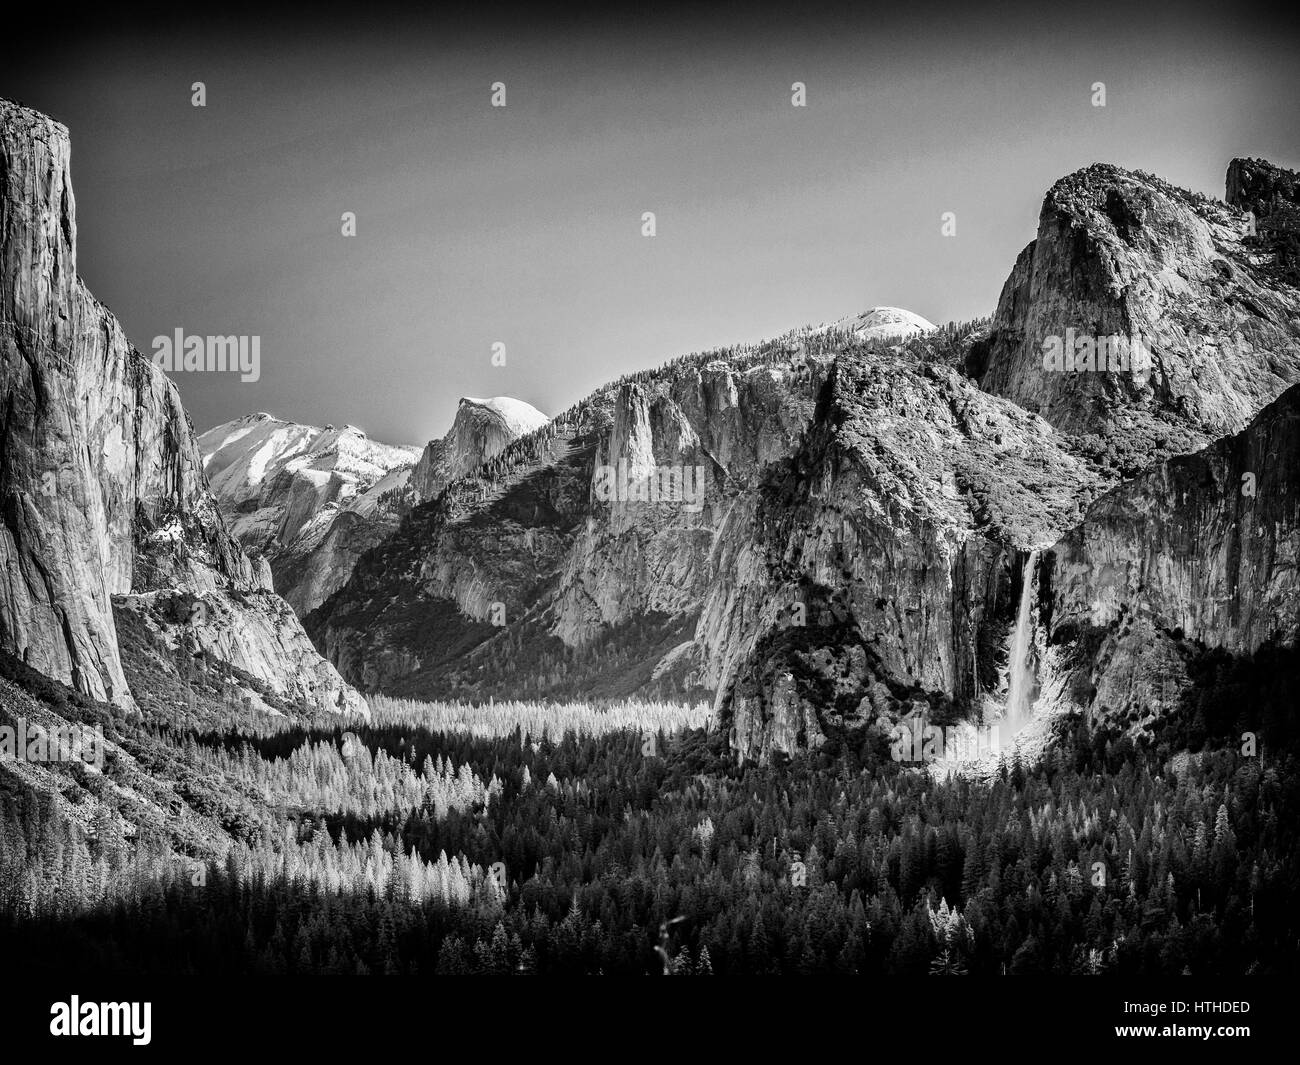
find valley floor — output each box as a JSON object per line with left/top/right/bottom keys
{"left": 1, "top": 646, "right": 1298, "bottom": 975}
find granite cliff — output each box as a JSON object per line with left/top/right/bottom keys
{"left": 969, "top": 162, "right": 1300, "bottom": 468}
{"left": 410, "top": 396, "right": 549, "bottom": 502}
{"left": 0, "top": 99, "right": 366, "bottom": 720}
{"left": 308, "top": 316, "right": 1109, "bottom": 761}
{"left": 1036, "top": 381, "right": 1300, "bottom": 736}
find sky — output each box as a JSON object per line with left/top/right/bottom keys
{"left": 8, "top": 0, "right": 1300, "bottom": 447}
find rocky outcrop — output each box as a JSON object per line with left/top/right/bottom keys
{"left": 914, "top": 161, "right": 1300, "bottom": 751}
{"left": 1226, "top": 157, "right": 1300, "bottom": 287}
{"left": 115, "top": 590, "right": 369, "bottom": 716}
{"left": 308, "top": 356, "right": 824, "bottom": 699}
{"left": 409, "top": 396, "right": 548, "bottom": 502}
{"left": 199, "top": 414, "right": 420, "bottom": 615}
{"left": 1039, "top": 382, "right": 1300, "bottom": 731}
{"left": 712, "top": 349, "right": 1106, "bottom": 763}
{"left": 0, "top": 99, "right": 365, "bottom": 719}
{"left": 970, "top": 162, "right": 1300, "bottom": 469}
{"left": 199, "top": 400, "right": 547, "bottom": 618}
{"left": 309, "top": 345, "right": 839, "bottom": 700}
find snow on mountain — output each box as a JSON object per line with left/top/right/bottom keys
{"left": 200, "top": 399, "right": 549, "bottom": 617}
{"left": 810, "top": 306, "right": 938, "bottom": 341}
{"left": 201, "top": 413, "right": 420, "bottom": 537}
{"left": 465, "top": 396, "right": 551, "bottom": 438}
{"left": 199, "top": 413, "right": 421, "bottom": 614}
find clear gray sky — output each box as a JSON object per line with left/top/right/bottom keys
{"left": 8, "top": 0, "right": 1299, "bottom": 446}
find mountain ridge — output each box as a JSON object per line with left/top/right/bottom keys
{"left": 199, "top": 397, "right": 548, "bottom": 616}
{"left": 307, "top": 158, "right": 1300, "bottom": 764}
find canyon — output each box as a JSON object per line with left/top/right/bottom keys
{"left": 3, "top": 93, "right": 1296, "bottom": 766}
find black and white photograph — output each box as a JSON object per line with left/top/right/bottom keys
{"left": 2, "top": 0, "right": 1298, "bottom": 1049}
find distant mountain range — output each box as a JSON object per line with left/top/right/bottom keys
{"left": 198, "top": 397, "right": 548, "bottom": 615}
{"left": 198, "top": 415, "right": 422, "bottom": 615}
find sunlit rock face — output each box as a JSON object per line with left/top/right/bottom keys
{"left": 308, "top": 353, "right": 838, "bottom": 701}
{"left": 410, "top": 396, "right": 549, "bottom": 503}
{"left": 713, "top": 349, "right": 1102, "bottom": 764}
{"left": 201, "top": 399, "right": 546, "bottom": 622}
{"left": 0, "top": 98, "right": 366, "bottom": 719}
{"left": 971, "top": 162, "right": 1300, "bottom": 464}
{"left": 1226, "top": 157, "right": 1300, "bottom": 288}
{"left": 910, "top": 160, "right": 1300, "bottom": 748}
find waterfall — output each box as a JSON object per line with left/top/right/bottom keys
{"left": 1002, "top": 549, "right": 1039, "bottom": 739}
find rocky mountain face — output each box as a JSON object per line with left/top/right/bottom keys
{"left": 0, "top": 99, "right": 366, "bottom": 719}
{"left": 199, "top": 414, "right": 420, "bottom": 615}
{"left": 955, "top": 159, "right": 1300, "bottom": 753}
{"left": 409, "top": 396, "right": 549, "bottom": 501}
{"left": 310, "top": 351, "right": 837, "bottom": 700}
{"left": 308, "top": 315, "right": 1112, "bottom": 759}
{"left": 715, "top": 347, "right": 1110, "bottom": 763}
{"left": 1037, "top": 381, "right": 1300, "bottom": 734}
{"left": 15, "top": 86, "right": 1287, "bottom": 769}
{"left": 1227, "top": 157, "right": 1300, "bottom": 287}
{"left": 968, "top": 162, "right": 1300, "bottom": 471}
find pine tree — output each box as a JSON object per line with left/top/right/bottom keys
{"left": 928, "top": 947, "right": 968, "bottom": 975}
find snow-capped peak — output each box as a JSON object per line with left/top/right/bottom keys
{"left": 812, "top": 306, "right": 937, "bottom": 341}
{"left": 459, "top": 396, "right": 550, "bottom": 437}
{"left": 410, "top": 396, "right": 549, "bottom": 502}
